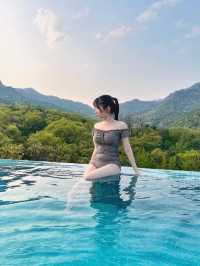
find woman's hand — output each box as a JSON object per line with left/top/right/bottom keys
{"left": 134, "top": 168, "right": 141, "bottom": 177}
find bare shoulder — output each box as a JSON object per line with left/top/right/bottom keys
{"left": 118, "top": 121, "right": 128, "bottom": 129}
{"left": 94, "top": 122, "right": 101, "bottom": 127}
{"left": 94, "top": 121, "right": 128, "bottom": 130}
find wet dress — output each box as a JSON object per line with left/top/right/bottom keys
{"left": 89, "top": 126, "right": 130, "bottom": 169}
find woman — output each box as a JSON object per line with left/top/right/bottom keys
{"left": 83, "top": 95, "right": 140, "bottom": 181}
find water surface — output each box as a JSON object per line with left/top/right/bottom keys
{"left": 0, "top": 159, "right": 199, "bottom": 266}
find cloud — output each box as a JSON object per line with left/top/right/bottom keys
{"left": 33, "top": 8, "right": 67, "bottom": 48}
{"left": 72, "top": 7, "right": 90, "bottom": 20}
{"left": 107, "top": 25, "right": 133, "bottom": 39}
{"left": 95, "top": 25, "right": 135, "bottom": 43}
{"left": 95, "top": 32, "right": 103, "bottom": 40}
{"left": 136, "top": 0, "right": 181, "bottom": 25}
{"left": 184, "top": 26, "right": 200, "bottom": 39}
{"left": 96, "top": 0, "right": 181, "bottom": 42}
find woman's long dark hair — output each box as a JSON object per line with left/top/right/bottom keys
{"left": 93, "top": 95, "right": 119, "bottom": 120}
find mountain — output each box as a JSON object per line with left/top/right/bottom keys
{"left": 0, "top": 80, "right": 200, "bottom": 128}
{"left": 169, "top": 108, "right": 200, "bottom": 128}
{"left": 0, "top": 81, "right": 94, "bottom": 118}
{"left": 120, "top": 82, "right": 200, "bottom": 128}
{"left": 119, "top": 98, "right": 162, "bottom": 116}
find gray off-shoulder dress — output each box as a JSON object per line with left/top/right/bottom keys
{"left": 89, "top": 126, "right": 130, "bottom": 169}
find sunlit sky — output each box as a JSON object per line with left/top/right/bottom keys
{"left": 0, "top": 0, "right": 199, "bottom": 106}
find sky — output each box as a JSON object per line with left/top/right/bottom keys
{"left": 0, "top": 0, "right": 200, "bottom": 107}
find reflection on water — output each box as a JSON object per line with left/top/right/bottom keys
{"left": 86, "top": 174, "right": 138, "bottom": 260}
{"left": 89, "top": 174, "right": 138, "bottom": 208}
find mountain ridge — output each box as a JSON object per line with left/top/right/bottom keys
{"left": 0, "top": 80, "right": 200, "bottom": 128}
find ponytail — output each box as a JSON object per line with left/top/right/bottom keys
{"left": 112, "top": 97, "right": 119, "bottom": 120}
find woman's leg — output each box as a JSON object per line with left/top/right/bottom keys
{"left": 83, "top": 163, "right": 121, "bottom": 181}
{"left": 83, "top": 163, "right": 97, "bottom": 177}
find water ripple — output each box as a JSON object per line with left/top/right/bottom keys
{"left": 0, "top": 159, "right": 199, "bottom": 265}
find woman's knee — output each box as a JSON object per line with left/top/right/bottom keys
{"left": 107, "top": 163, "right": 121, "bottom": 174}
{"left": 83, "top": 164, "right": 96, "bottom": 177}
{"left": 83, "top": 172, "right": 93, "bottom": 181}
{"left": 83, "top": 163, "right": 120, "bottom": 181}
{"left": 83, "top": 168, "right": 95, "bottom": 180}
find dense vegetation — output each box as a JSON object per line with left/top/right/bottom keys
{"left": 0, "top": 104, "right": 200, "bottom": 171}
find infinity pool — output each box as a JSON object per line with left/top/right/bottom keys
{"left": 0, "top": 159, "right": 199, "bottom": 266}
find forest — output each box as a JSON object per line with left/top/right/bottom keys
{"left": 0, "top": 104, "right": 200, "bottom": 171}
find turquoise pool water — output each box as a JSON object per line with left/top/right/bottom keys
{"left": 0, "top": 159, "right": 199, "bottom": 266}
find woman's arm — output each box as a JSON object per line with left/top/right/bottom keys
{"left": 90, "top": 134, "right": 97, "bottom": 162}
{"left": 121, "top": 137, "right": 140, "bottom": 176}
{"left": 89, "top": 127, "right": 97, "bottom": 162}
{"left": 120, "top": 122, "right": 140, "bottom": 176}
{"left": 90, "top": 147, "right": 97, "bottom": 162}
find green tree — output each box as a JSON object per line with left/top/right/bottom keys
{"left": 19, "top": 110, "right": 47, "bottom": 136}
{"left": 0, "top": 143, "right": 24, "bottom": 159}
{"left": 5, "top": 124, "right": 22, "bottom": 143}
{"left": 151, "top": 148, "right": 167, "bottom": 168}
{"left": 178, "top": 150, "right": 200, "bottom": 170}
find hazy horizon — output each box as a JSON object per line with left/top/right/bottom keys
{"left": 0, "top": 0, "right": 199, "bottom": 106}
{"left": 1, "top": 79, "right": 199, "bottom": 108}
